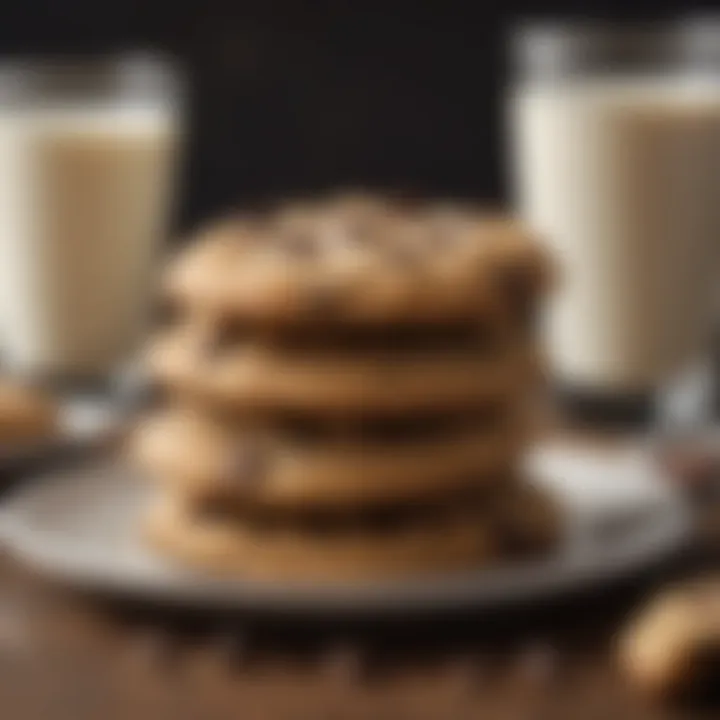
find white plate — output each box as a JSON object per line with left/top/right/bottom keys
{"left": 0, "top": 442, "right": 691, "bottom": 615}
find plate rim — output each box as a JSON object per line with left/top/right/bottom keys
{"left": 0, "top": 454, "right": 692, "bottom": 615}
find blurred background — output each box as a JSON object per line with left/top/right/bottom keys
{"left": 1, "top": 0, "right": 711, "bottom": 232}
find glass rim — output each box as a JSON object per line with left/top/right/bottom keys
{"left": 0, "top": 49, "right": 178, "bottom": 73}
{"left": 509, "top": 17, "right": 720, "bottom": 80}
{"left": 0, "top": 50, "right": 182, "bottom": 107}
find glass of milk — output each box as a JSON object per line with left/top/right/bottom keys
{"left": 508, "top": 22, "right": 720, "bottom": 428}
{"left": 0, "top": 54, "right": 181, "bottom": 386}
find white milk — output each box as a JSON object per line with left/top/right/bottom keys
{"left": 0, "top": 107, "right": 177, "bottom": 377}
{"left": 510, "top": 79, "right": 720, "bottom": 393}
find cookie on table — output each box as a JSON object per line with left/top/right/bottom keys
{"left": 162, "top": 195, "right": 552, "bottom": 328}
{"left": 146, "top": 319, "right": 540, "bottom": 415}
{"left": 619, "top": 577, "right": 720, "bottom": 698}
{"left": 144, "top": 494, "right": 498, "bottom": 581}
{"left": 130, "top": 407, "right": 524, "bottom": 510}
{"left": 0, "top": 380, "right": 58, "bottom": 445}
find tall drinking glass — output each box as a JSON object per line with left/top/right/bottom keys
{"left": 507, "top": 22, "right": 720, "bottom": 429}
{"left": 0, "top": 53, "right": 182, "bottom": 389}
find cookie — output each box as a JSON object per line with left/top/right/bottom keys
{"left": 619, "top": 577, "right": 720, "bottom": 698}
{"left": 163, "top": 195, "right": 552, "bottom": 327}
{"left": 144, "top": 495, "right": 498, "bottom": 581}
{"left": 0, "top": 380, "right": 58, "bottom": 445}
{"left": 130, "top": 407, "right": 523, "bottom": 510}
{"left": 146, "top": 323, "right": 540, "bottom": 414}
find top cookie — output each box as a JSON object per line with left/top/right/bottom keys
{"left": 163, "top": 194, "right": 552, "bottom": 327}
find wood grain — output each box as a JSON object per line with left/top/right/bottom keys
{"left": 0, "top": 434, "right": 716, "bottom": 719}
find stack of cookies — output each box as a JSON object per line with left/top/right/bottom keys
{"left": 131, "top": 194, "right": 558, "bottom": 581}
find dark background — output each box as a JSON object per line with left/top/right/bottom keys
{"left": 0, "top": 1, "right": 712, "bottom": 230}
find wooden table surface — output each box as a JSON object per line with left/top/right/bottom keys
{"left": 0, "top": 453, "right": 716, "bottom": 720}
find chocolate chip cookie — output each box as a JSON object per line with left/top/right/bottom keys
{"left": 162, "top": 196, "right": 552, "bottom": 327}
{"left": 147, "top": 321, "right": 540, "bottom": 414}
{"left": 144, "top": 494, "right": 499, "bottom": 581}
{"left": 620, "top": 577, "right": 720, "bottom": 698}
{"left": 130, "top": 407, "right": 524, "bottom": 510}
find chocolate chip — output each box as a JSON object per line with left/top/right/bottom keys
{"left": 471, "top": 321, "right": 499, "bottom": 354}
{"left": 302, "top": 513, "right": 341, "bottom": 536}
{"left": 202, "top": 318, "right": 246, "bottom": 357}
{"left": 493, "top": 508, "right": 532, "bottom": 556}
{"left": 305, "top": 283, "right": 340, "bottom": 317}
{"left": 276, "top": 414, "right": 327, "bottom": 443}
{"left": 224, "top": 445, "right": 266, "bottom": 490}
